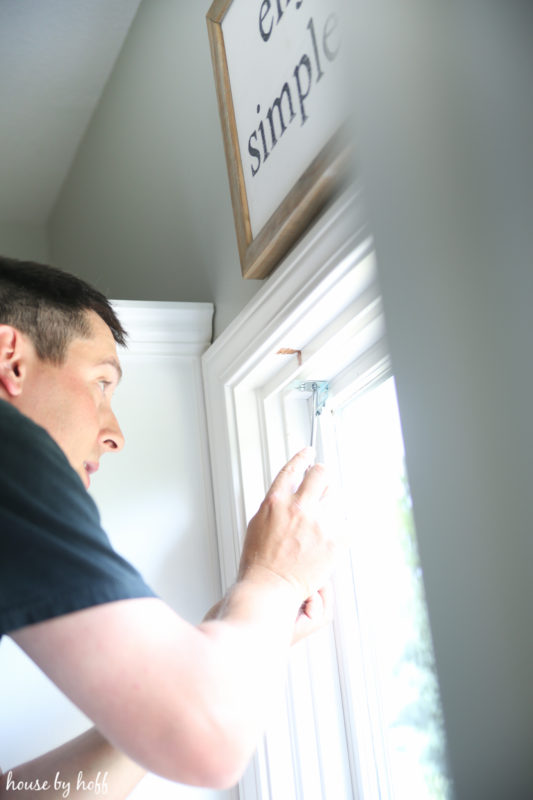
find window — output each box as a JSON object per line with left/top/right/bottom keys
{"left": 323, "top": 376, "right": 450, "bottom": 799}
{"left": 203, "top": 189, "right": 452, "bottom": 799}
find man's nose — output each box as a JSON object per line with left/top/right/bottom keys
{"left": 100, "top": 408, "right": 125, "bottom": 453}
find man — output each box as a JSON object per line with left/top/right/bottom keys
{"left": 0, "top": 257, "right": 340, "bottom": 796}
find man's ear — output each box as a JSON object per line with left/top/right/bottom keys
{"left": 0, "top": 325, "right": 29, "bottom": 398}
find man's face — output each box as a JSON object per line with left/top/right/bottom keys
{"left": 19, "top": 311, "right": 125, "bottom": 489}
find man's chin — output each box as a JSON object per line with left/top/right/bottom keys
{"left": 78, "top": 466, "right": 90, "bottom": 490}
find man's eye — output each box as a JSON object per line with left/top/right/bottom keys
{"left": 98, "top": 380, "right": 111, "bottom": 393}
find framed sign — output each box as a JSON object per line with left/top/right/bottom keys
{"left": 206, "top": 0, "right": 351, "bottom": 279}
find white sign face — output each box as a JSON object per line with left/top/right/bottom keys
{"left": 222, "top": 0, "right": 348, "bottom": 238}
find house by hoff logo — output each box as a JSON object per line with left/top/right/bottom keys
{"left": 4, "top": 769, "right": 109, "bottom": 797}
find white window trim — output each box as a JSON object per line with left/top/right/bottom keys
{"left": 202, "top": 186, "right": 377, "bottom": 584}
{"left": 202, "top": 187, "right": 390, "bottom": 800}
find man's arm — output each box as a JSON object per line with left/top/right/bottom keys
{"left": 10, "top": 449, "right": 341, "bottom": 790}
{"left": 0, "top": 727, "right": 145, "bottom": 799}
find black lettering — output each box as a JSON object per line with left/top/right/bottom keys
{"left": 266, "top": 83, "right": 296, "bottom": 149}
{"left": 248, "top": 132, "right": 261, "bottom": 177}
{"left": 307, "top": 17, "right": 324, "bottom": 83}
{"left": 293, "top": 54, "right": 312, "bottom": 125}
{"left": 323, "top": 13, "right": 340, "bottom": 61}
{"left": 276, "top": 0, "right": 304, "bottom": 21}
{"left": 259, "top": 0, "right": 273, "bottom": 42}
{"left": 264, "top": 0, "right": 304, "bottom": 42}
{"left": 258, "top": 114, "right": 269, "bottom": 162}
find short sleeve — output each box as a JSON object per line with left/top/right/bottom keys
{"left": 0, "top": 400, "right": 156, "bottom": 638}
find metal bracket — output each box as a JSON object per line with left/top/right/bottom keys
{"left": 298, "top": 380, "right": 329, "bottom": 413}
{"left": 298, "top": 381, "right": 329, "bottom": 448}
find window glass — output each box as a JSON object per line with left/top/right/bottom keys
{"left": 329, "top": 376, "right": 452, "bottom": 799}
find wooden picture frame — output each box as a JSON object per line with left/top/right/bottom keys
{"left": 206, "top": 0, "right": 351, "bottom": 279}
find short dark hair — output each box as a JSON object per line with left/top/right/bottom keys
{"left": 0, "top": 256, "right": 127, "bottom": 363}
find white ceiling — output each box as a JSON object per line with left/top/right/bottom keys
{"left": 0, "top": 0, "right": 142, "bottom": 224}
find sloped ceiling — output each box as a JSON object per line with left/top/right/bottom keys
{"left": 0, "top": 0, "right": 142, "bottom": 224}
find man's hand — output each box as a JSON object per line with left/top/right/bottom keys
{"left": 206, "top": 449, "right": 340, "bottom": 645}
{"left": 204, "top": 584, "right": 334, "bottom": 646}
{"left": 292, "top": 583, "right": 334, "bottom": 644}
{"left": 238, "top": 448, "right": 338, "bottom": 607}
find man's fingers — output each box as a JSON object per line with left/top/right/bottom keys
{"left": 266, "top": 447, "right": 315, "bottom": 498}
{"left": 293, "top": 462, "right": 329, "bottom": 513}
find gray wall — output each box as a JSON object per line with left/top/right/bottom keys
{"left": 0, "top": 222, "right": 49, "bottom": 262}
{"left": 49, "top": 0, "right": 261, "bottom": 336}
{"left": 350, "top": 1, "right": 533, "bottom": 798}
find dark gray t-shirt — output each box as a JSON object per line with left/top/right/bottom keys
{"left": 0, "top": 399, "right": 156, "bottom": 639}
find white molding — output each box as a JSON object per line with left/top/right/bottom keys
{"left": 203, "top": 187, "right": 371, "bottom": 385}
{"left": 108, "top": 300, "right": 222, "bottom": 638}
{"left": 201, "top": 186, "right": 378, "bottom": 800}
{"left": 111, "top": 300, "right": 214, "bottom": 356}
{"left": 202, "top": 187, "right": 374, "bottom": 589}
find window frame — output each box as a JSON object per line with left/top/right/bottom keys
{"left": 202, "top": 186, "right": 388, "bottom": 799}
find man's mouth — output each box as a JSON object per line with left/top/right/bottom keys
{"left": 83, "top": 461, "right": 99, "bottom": 486}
